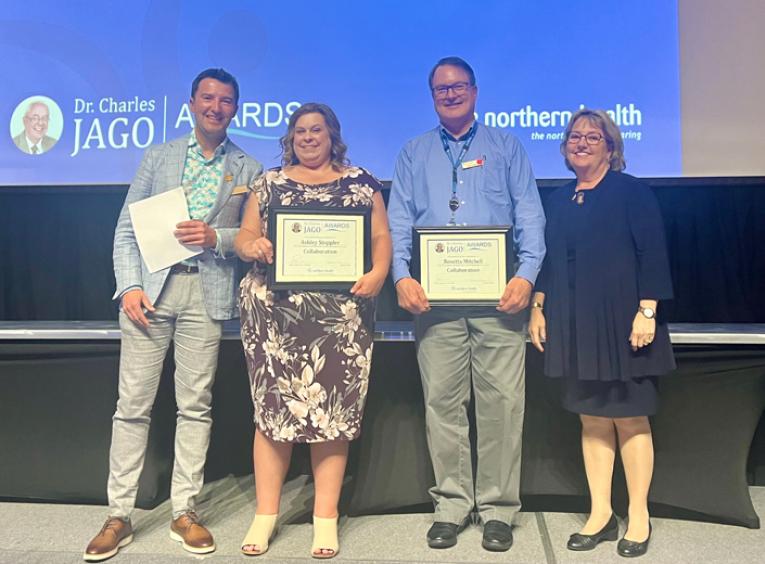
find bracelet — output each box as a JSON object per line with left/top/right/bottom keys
{"left": 531, "top": 301, "right": 544, "bottom": 310}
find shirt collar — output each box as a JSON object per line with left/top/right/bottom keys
{"left": 439, "top": 120, "right": 478, "bottom": 142}
{"left": 188, "top": 131, "right": 228, "bottom": 161}
{"left": 25, "top": 136, "right": 42, "bottom": 150}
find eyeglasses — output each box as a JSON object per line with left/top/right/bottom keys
{"left": 25, "top": 115, "right": 49, "bottom": 124}
{"left": 432, "top": 81, "right": 472, "bottom": 98}
{"left": 567, "top": 132, "right": 604, "bottom": 145}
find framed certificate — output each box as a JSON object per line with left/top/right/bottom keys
{"left": 267, "top": 207, "right": 371, "bottom": 291}
{"left": 411, "top": 225, "right": 513, "bottom": 306}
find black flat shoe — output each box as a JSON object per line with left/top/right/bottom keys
{"left": 617, "top": 523, "right": 651, "bottom": 558}
{"left": 426, "top": 518, "right": 469, "bottom": 549}
{"left": 567, "top": 514, "right": 619, "bottom": 551}
{"left": 482, "top": 520, "right": 513, "bottom": 552}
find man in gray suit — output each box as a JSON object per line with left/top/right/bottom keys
{"left": 13, "top": 100, "right": 58, "bottom": 154}
{"left": 84, "top": 68, "right": 262, "bottom": 562}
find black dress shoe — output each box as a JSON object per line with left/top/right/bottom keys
{"left": 617, "top": 523, "right": 651, "bottom": 558}
{"left": 567, "top": 514, "right": 619, "bottom": 551}
{"left": 426, "top": 518, "right": 469, "bottom": 549}
{"left": 482, "top": 520, "right": 513, "bottom": 552}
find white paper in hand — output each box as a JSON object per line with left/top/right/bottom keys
{"left": 128, "top": 187, "right": 202, "bottom": 273}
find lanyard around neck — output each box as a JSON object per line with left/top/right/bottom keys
{"left": 440, "top": 123, "right": 478, "bottom": 170}
{"left": 440, "top": 123, "right": 478, "bottom": 225}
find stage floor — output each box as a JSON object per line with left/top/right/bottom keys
{"left": 0, "top": 477, "right": 762, "bottom": 564}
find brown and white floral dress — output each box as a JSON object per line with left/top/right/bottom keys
{"left": 239, "top": 167, "right": 380, "bottom": 443}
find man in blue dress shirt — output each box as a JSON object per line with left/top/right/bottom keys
{"left": 387, "top": 56, "right": 546, "bottom": 552}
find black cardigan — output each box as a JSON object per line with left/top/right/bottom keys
{"left": 536, "top": 171, "right": 676, "bottom": 381}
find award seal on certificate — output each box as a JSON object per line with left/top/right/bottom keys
{"left": 267, "top": 207, "right": 371, "bottom": 290}
{"left": 411, "top": 225, "right": 513, "bottom": 306}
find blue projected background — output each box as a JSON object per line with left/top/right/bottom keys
{"left": 0, "top": 1, "right": 680, "bottom": 184}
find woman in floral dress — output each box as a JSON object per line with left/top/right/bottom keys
{"left": 234, "top": 103, "right": 391, "bottom": 558}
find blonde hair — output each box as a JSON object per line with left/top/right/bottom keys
{"left": 560, "top": 108, "right": 626, "bottom": 172}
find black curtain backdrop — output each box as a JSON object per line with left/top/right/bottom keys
{"left": 1, "top": 178, "right": 764, "bottom": 322}
{"left": 2, "top": 179, "right": 765, "bottom": 505}
{"left": 2, "top": 341, "right": 763, "bottom": 527}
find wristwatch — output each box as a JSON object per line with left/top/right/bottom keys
{"left": 638, "top": 306, "right": 656, "bottom": 319}
{"left": 531, "top": 301, "right": 544, "bottom": 310}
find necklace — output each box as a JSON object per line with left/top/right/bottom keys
{"left": 572, "top": 168, "right": 608, "bottom": 205}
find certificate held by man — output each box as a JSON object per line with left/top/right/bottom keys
{"left": 128, "top": 187, "right": 202, "bottom": 273}
{"left": 412, "top": 225, "right": 513, "bottom": 306}
{"left": 268, "top": 207, "right": 371, "bottom": 290}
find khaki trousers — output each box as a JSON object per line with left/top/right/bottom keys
{"left": 415, "top": 312, "right": 526, "bottom": 525}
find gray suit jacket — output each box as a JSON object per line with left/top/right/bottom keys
{"left": 13, "top": 132, "right": 57, "bottom": 154}
{"left": 112, "top": 135, "right": 262, "bottom": 320}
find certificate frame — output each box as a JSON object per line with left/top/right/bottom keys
{"left": 411, "top": 225, "right": 513, "bottom": 307}
{"left": 267, "top": 206, "right": 371, "bottom": 291}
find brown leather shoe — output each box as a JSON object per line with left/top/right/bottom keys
{"left": 169, "top": 511, "right": 215, "bottom": 554}
{"left": 83, "top": 517, "right": 134, "bottom": 561}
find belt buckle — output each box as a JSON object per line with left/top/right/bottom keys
{"left": 173, "top": 263, "right": 196, "bottom": 274}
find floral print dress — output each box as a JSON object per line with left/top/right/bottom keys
{"left": 239, "top": 167, "right": 381, "bottom": 442}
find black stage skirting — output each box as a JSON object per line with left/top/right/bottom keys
{"left": 1, "top": 328, "right": 764, "bottom": 528}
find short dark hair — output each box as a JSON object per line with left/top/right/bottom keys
{"left": 428, "top": 56, "right": 476, "bottom": 89}
{"left": 191, "top": 68, "right": 239, "bottom": 104}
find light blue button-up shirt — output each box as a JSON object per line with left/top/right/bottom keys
{"left": 388, "top": 122, "right": 546, "bottom": 285}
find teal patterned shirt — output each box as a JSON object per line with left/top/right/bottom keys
{"left": 182, "top": 132, "right": 226, "bottom": 220}
{"left": 178, "top": 132, "right": 228, "bottom": 263}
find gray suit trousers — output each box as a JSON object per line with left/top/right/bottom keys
{"left": 107, "top": 273, "right": 222, "bottom": 519}
{"left": 415, "top": 312, "right": 526, "bottom": 526}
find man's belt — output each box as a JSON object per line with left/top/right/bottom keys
{"left": 169, "top": 264, "right": 199, "bottom": 274}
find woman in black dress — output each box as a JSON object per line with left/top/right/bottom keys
{"left": 528, "top": 109, "right": 675, "bottom": 558}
